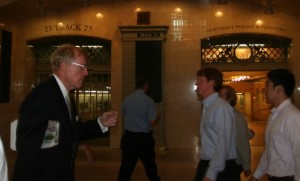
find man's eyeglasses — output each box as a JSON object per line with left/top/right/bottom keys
{"left": 68, "top": 62, "right": 88, "bottom": 71}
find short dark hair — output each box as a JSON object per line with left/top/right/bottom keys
{"left": 136, "top": 77, "right": 148, "bottom": 89}
{"left": 197, "top": 67, "right": 223, "bottom": 92}
{"left": 267, "top": 69, "right": 295, "bottom": 97}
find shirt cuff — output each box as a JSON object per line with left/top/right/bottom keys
{"left": 205, "top": 169, "right": 218, "bottom": 180}
{"left": 253, "top": 169, "right": 264, "bottom": 180}
{"left": 97, "top": 116, "right": 108, "bottom": 133}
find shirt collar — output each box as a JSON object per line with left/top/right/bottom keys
{"left": 135, "top": 89, "right": 145, "bottom": 94}
{"left": 271, "top": 98, "right": 291, "bottom": 114}
{"left": 53, "top": 74, "right": 69, "bottom": 98}
{"left": 202, "top": 92, "right": 219, "bottom": 107}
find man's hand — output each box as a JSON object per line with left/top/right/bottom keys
{"left": 243, "top": 170, "right": 252, "bottom": 177}
{"left": 101, "top": 111, "right": 118, "bottom": 127}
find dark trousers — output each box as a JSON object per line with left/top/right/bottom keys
{"left": 269, "top": 176, "right": 294, "bottom": 181}
{"left": 194, "top": 159, "right": 240, "bottom": 181}
{"left": 118, "top": 130, "right": 160, "bottom": 181}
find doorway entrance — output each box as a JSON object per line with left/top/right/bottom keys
{"left": 223, "top": 71, "right": 270, "bottom": 122}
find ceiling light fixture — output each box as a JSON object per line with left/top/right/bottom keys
{"left": 231, "top": 76, "right": 250, "bottom": 82}
{"left": 215, "top": 11, "right": 224, "bottom": 17}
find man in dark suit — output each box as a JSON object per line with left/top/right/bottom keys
{"left": 13, "top": 44, "right": 118, "bottom": 181}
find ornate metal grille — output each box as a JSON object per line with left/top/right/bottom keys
{"left": 33, "top": 46, "right": 56, "bottom": 64}
{"left": 30, "top": 44, "right": 110, "bottom": 65}
{"left": 201, "top": 34, "right": 291, "bottom": 65}
{"left": 84, "top": 45, "right": 110, "bottom": 64}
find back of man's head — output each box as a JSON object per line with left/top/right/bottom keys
{"left": 136, "top": 77, "right": 148, "bottom": 90}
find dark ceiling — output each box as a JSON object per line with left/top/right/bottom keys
{"left": 0, "top": 0, "right": 86, "bottom": 20}
{"left": 0, "top": 0, "right": 300, "bottom": 21}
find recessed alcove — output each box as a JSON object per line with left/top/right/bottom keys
{"left": 119, "top": 26, "right": 168, "bottom": 148}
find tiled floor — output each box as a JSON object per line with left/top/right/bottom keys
{"left": 7, "top": 120, "right": 269, "bottom": 181}
{"left": 73, "top": 120, "right": 268, "bottom": 181}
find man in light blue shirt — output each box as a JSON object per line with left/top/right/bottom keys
{"left": 118, "top": 77, "right": 160, "bottom": 181}
{"left": 194, "top": 67, "right": 238, "bottom": 181}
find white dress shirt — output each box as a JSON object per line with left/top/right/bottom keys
{"left": 200, "top": 93, "right": 237, "bottom": 180}
{"left": 253, "top": 99, "right": 300, "bottom": 180}
{"left": 0, "top": 135, "right": 8, "bottom": 181}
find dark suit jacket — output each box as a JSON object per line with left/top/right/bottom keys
{"left": 13, "top": 76, "right": 106, "bottom": 181}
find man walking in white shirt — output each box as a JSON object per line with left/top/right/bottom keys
{"left": 250, "top": 69, "right": 300, "bottom": 181}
